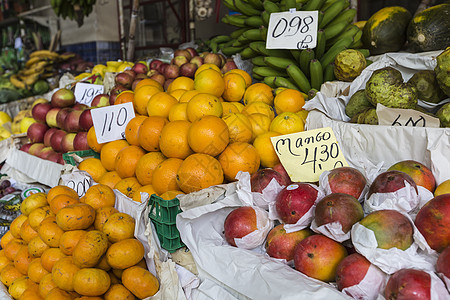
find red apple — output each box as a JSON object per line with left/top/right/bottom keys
{"left": 158, "top": 62, "right": 169, "bottom": 75}
{"left": 265, "top": 225, "right": 312, "bottom": 261}
{"left": 46, "top": 107, "right": 61, "bottom": 128}
{"left": 164, "top": 64, "right": 180, "bottom": 79}
{"left": 359, "top": 209, "right": 413, "bottom": 250}
{"left": 174, "top": 49, "right": 192, "bottom": 61}
{"left": 272, "top": 163, "right": 292, "bottom": 185}
{"left": 56, "top": 153, "right": 65, "bottom": 165}
{"left": 38, "top": 147, "right": 54, "bottom": 159}
{"left": 163, "top": 79, "right": 174, "bottom": 91}
{"left": 61, "top": 133, "right": 76, "bottom": 153}
{"left": 79, "top": 109, "right": 93, "bottom": 131}
{"left": 414, "top": 194, "right": 450, "bottom": 252}
{"left": 251, "top": 168, "right": 290, "bottom": 193}
{"left": 327, "top": 167, "right": 367, "bottom": 199}
{"left": 436, "top": 245, "right": 450, "bottom": 278}
{"left": 221, "top": 60, "right": 238, "bottom": 73}
{"left": 150, "top": 59, "right": 163, "bottom": 71}
{"left": 388, "top": 160, "right": 436, "bottom": 193}
{"left": 172, "top": 56, "right": 189, "bottom": 67}
{"left": 185, "top": 47, "right": 198, "bottom": 58}
{"left": 336, "top": 253, "right": 371, "bottom": 290}
{"left": 90, "top": 94, "right": 110, "bottom": 107}
{"left": 314, "top": 193, "right": 364, "bottom": 233}
{"left": 109, "top": 85, "right": 129, "bottom": 105}
{"left": 28, "top": 143, "right": 45, "bottom": 156}
{"left": 135, "top": 73, "right": 148, "bottom": 80}
{"left": 72, "top": 103, "right": 88, "bottom": 111}
{"left": 293, "top": 234, "right": 347, "bottom": 282}
{"left": 190, "top": 56, "right": 204, "bottom": 68}
{"left": 179, "top": 63, "right": 198, "bottom": 78}
{"left": 123, "top": 69, "right": 136, "bottom": 81}
{"left": 19, "top": 143, "right": 32, "bottom": 153}
{"left": 368, "top": 170, "right": 418, "bottom": 198}
{"left": 64, "top": 110, "right": 83, "bottom": 133}
{"left": 46, "top": 151, "right": 62, "bottom": 164}
{"left": 27, "top": 122, "right": 49, "bottom": 143}
{"left": 43, "top": 128, "right": 58, "bottom": 147}
{"left": 50, "top": 130, "right": 67, "bottom": 152}
{"left": 73, "top": 132, "right": 89, "bottom": 151}
{"left": 51, "top": 88, "right": 75, "bottom": 108}
{"left": 56, "top": 107, "right": 73, "bottom": 129}
{"left": 385, "top": 269, "right": 431, "bottom": 300}
{"left": 132, "top": 62, "right": 148, "bottom": 74}
{"left": 115, "top": 72, "right": 134, "bottom": 89}
{"left": 31, "top": 102, "right": 52, "bottom": 123}
{"left": 224, "top": 206, "right": 257, "bottom": 247}
{"left": 218, "top": 54, "right": 226, "bottom": 68}
{"left": 275, "top": 183, "right": 318, "bottom": 224}
{"left": 203, "top": 53, "right": 222, "bottom": 67}
{"left": 131, "top": 79, "right": 144, "bottom": 91}
{"left": 149, "top": 74, "right": 165, "bottom": 87}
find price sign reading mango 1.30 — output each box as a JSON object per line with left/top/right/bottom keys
{"left": 91, "top": 102, "right": 135, "bottom": 144}
{"left": 266, "top": 10, "right": 318, "bottom": 50}
{"left": 74, "top": 82, "right": 104, "bottom": 106}
{"left": 270, "top": 127, "right": 348, "bottom": 182}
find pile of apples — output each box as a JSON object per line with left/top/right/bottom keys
{"left": 0, "top": 180, "right": 20, "bottom": 199}
{"left": 224, "top": 160, "right": 450, "bottom": 298}
{"left": 20, "top": 88, "right": 103, "bottom": 164}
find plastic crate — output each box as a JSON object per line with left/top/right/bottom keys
{"left": 148, "top": 194, "right": 184, "bottom": 252}
{"left": 62, "top": 150, "right": 100, "bottom": 166}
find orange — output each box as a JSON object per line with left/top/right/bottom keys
{"left": 134, "top": 78, "right": 163, "bottom": 91}
{"left": 38, "top": 273, "right": 57, "bottom": 298}
{"left": 247, "top": 113, "right": 271, "bottom": 141}
{"left": 100, "top": 140, "right": 129, "bottom": 171}
{"left": 104, "top": 283, "right": 135, "bottom": 300}
{"left": 114, "top": 145, "right": 146, "bottom": 178}
{"left": 132, "top": 185, "right": 158, "bottom": 203}
{"left": 159, "top": 190, "right": 184, "bottom": 200}
{"left": 222, "top": 102, "right": 240, "bottom": 115}
{"left": 0, "top": 230, "right": 14, "bottom": 249}
{"left": 10, "top": 214, "right": 27, "bottom": 238}
{"left": 187, "top": 115, "right": 229, "bottom": 156}
{"left": 40, "top": 247, "right": 66, "bottom": 273}
{"left": 231, "top": 101, "right": 244, "bottom": 112}
{"left": 8, "top": 276, "right": 36, "bottom": 299}
{"left": 20, "top": 192, "right": 47, "bottom": 216}
{"left": 84, "top": 184, "right": 116, "bottom": 209}
{"left": 27, "top": 258, "right": 49, "bottom": 283}
{"left": 242, "top": 101, "right": 275, "bottom": 120}
{"left": 51, "top": 257, "right": 80, "bottom": 292}
{"left": 47, "top": 186, "right": 78, "bottom": 204}
{"left": 253, "top": 131, "right": 281, "bottom": 168}
{"left": 273, "top": 88, "right": 305, "bottom": 114}
{"left": 0, "top": 251, "right": 9, "bottom": 271}
{"left": 227, "top": 69, "right": 252, "bottom": 87}
{"left": 178, "top": 90, "right": 200, "bottom": 103}
{"left": 135, "top": 152, "right": 166, "bottom": 185}
{"left": 137, "top": 116, "right": 168, "bottom": 152}
{"left": 121, "top": 266, "right": 159, "bottom": 299}
{"left": 159, "top": 120, "right": 193, "bottom": 159}
{"left": 98, "top": 171, "right": 122, "bottom": 189}
{"left": 151, "top": 158, "right": 183, "bottom": 195}
{"left": 73, "top": 268, "right": 111, "bottom": 296}
{"left": 87, "top": 127, "right": 105, "bottom": 153}
{"left": 4, "top": 239, "right": 26, "bottom": 261}
{"left": 38, "top": 216, "right": 65, "bottom": 247}
{"left": 13, "top": 245, "right": 33, "bottom": 275}
{"left": 124, "top": 115, "right": 147, "bottom": 146}
{"left": 168, "top": 102, "right": 188, "bottom": 121}
{"left": 176, "top": 153, "right": 224, "bottom": 194}
{"left": 19, "top": 219, "right": 38, "bottom": 243}
{"left": 49, "top": 194, "right": 80, "bottom": 214}
{"left": 78, "top": 158, "right": 107, "bottom": 182}
{"left": 186, "top": 93, "right": 223, "bottom": 122}
{"left": 167, "top": 76, "right": 194, "bottom": 92}
{"left": 169, "top": 89, "right": 187, "bottom": 101}
{"left": 194, "top": 63, "right": 221, "bottom": 77}
{"left": 297, "top": 109, "right": 309, "bottom": 124}
{"left": 243, "top": 83, "right": 274, "bottom": 106}
{"left": 28, "top": 236, "right": 50, "bottom": 258}
{"left": 193, "top": 69, "right": 225, "bottom": 97}
{"left": 146, "top": 92, "right": 178, "bottom": 118}
{"left": 0, "top": 264, "right": 23, "bottom": 287}
{"left": 222, "top": 112, "right": 253, "bottom": 143}
{"left": 114, "top": 177, "right": 142, "bottom": 198}
{"left": 114, "top": 90, "right": 134, "bottom": 105}
{"left": 222, "top": 72, "right": 247, "bottom": 102}
{"left": 133, "top": 85, "right": 161, "bottom": 115}
{"left": 270, "top": 112, "right": 305, "bottom": 134}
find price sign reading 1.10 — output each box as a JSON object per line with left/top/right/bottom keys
{"left": 266, "top": 11, "right": 318, "bottom": 50}
{"left": 91, "top": 102, "right": 135, "bottom": 144}
{"left": 270, "top": 127, "right": 348, "bottom": 182}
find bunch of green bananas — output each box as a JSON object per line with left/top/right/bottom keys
{"left": 211, "top": 0, "right": 367, "bottom": 94}
{"left": 50, "top": 0, "right": 96, "bottom": 27}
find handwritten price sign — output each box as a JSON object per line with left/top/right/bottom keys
{"left": 266, "top": 10, "right": 318, "bottom": 49}
{"left": 91, "top": 102, "right": 135, "bottom": 144}
{"left": 271, "top": 127, "right": 348, "bottom": 182}
{"left": 74, "top": 82, "right": 104, "bottom": 106}
{"left": 61, "top": 171, "right": 92, "bottom": 197}
{"left": 376, "top": 103, "right": 440, "bottom": 128}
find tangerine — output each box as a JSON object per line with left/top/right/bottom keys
{"left": 135, "top": 152, "right": 166, "bottom": 185}
{"left": 159, "top": 120, "right": 193, "bottom": 159}
{"left": 193, "top": 69, "right": 225, "bottom": 97}
{"left": 187, "top": 115, "right": 229, "bottom": 156}
{"left": 146, "top": 92, "right": 178, "bottom": 118}
{"left": 124, "top": 115, "right": 147, "bottom": 146}
{"left": 253, "top": 131, "right": 282, "bottom": 168}
{"left": 243, "top": 83, "right": 274, "bottom": 106}
{"left": 100, "top": 140, "right": 129, "bottom": 171}
{"left": 137, "top": 116, "right": 168, "bottom": 152}
{"left": 151, "top": 158, "right": 183, "bottom": 195}
{"left": 114, "top": 145, "right": 146, "bottom": 178}
{"left": 186, "top": 93, "right": 223, "bottom": 122}
{"left": 78, "top": 158, "right": 107, "bottom": 182}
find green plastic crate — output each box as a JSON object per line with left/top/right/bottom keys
{"left": 63, "top": 149, "right": 100, "bottom": 166}
{"left": 148, "top": 194, "right": 184, "bottom": 252}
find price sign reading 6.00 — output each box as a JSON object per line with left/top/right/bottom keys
{"left": 266, "top": 11, "right": 318, "bottom": 50}
{"left": 91, "top": 102, "right": 135, "bottom": 144}
{"left": 270, "top": 127, "right": 348, "bottom": 182}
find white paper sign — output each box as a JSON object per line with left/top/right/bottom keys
{"left": 61, "top": 170, "right": 92, "bottom": 197}
{"left": 74, "top": 82, "right": 104, "bottom": 106}
{"left": 376, "top": 103, "right": 440, "bottom": 128}
{"left": 91, "top": 102, "right": 135, "bottom": 144}
{"left": 266, "top": 11, "right": 318, "bottom": 49}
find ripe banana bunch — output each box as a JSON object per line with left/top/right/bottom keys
{"left": 213, "top": 0, "right": 366, "bottom": 94}
{"left": 51, "top": 0, "right": 96, "bottom": 26}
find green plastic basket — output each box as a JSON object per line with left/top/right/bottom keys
{"left": 62, "top": 149, "right": 100, "bottom": 166}
{"left": 148, "top": 194, "right": 184, "bottom": 252}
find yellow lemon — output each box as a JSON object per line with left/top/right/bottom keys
{"left": 0, "top": 112, "right": 12, "bottom": 126}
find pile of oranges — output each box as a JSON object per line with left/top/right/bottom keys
{"left": 83, "top": 64, "right": 308, "bottom": 200}
{"left": 0, "top": 185, "right": 159, "bottom": 299}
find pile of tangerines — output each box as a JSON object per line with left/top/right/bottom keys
{"left": 0, "top": 185, "right": 158, "bottom": 299}
{"left": 82, "top": 64, "right": 308, "bottom": 201}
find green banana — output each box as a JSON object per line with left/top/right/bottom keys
{"left": 323, "top": 21, "right": 349, "bottom": 40}
{"left": 302, "top": 0, "right": 326, "bottom": 11}
{"left": 252, "top": 56, "right": 267, "bottom": 66}
{"left": 245, "top": 16, "right": 264, "bottom": 28}
{"left": 263, "top": 76, "right": 277, "bottom": 88}
{"left": 243, "top": 28, "right": 265, "bottom": 41}
{"left": 263, "top": 0, "right": 281, "bottom": 13}
{"left": 210, "top": 41, "right": 219, "bottom": 53}
{"left": 323, "top": 63, "right": 335, "bottom": 82}
{"left": 253, "top": 73, "right": 265, "bottom": 81}
{"left": 349, "top": 30, "right": 362, "bottom": 48}
{"left": 314, "top": 29, "right": 326, "bottom": 59}
{"left": 285, "top": 0, "right": 297, "bottom": 9}
{"left": 357, "top": 49, "right": 370, "bottom": 57}
{"left": 290, "top": 49, "right": 301, "bottom": 63}
{"left": 230, "top": 27, "right": 251, "bottom": 39}
{"left": 219, "top": 40, "right": 235, "bottom": 49}
{"left": 223, "top": 0, "right": 238, "bottom": 11}
{"left": 253, "top": 66, "right": 288, "bottom": 77}
{"left": 319, "top": 0, "right": 350, "bottom": 28}
{"left": 260, "top": 26, "right": 268, "bottom": 41}
{"left": 233, "top": 0, "right": 262, "bottom": 16}
{"left": 221, "top": 46, "right": 246, "bottom": 56}
{"left": 286, "top": 64, "right": 311, "bottom": 93}
{"left": 326, "top": 24, "right": 359, "bottom": 46}
{"left": 249, "top": 41, "right": 291, "bottom": 57}
{"left": 319, "top": 36, "right": 353, "bottom": 66}
{"left": 223, "top": 14, "right": 247, "bottom": 27}
{"left": 308, "top": 88, "right": 319, "bottom": 99}
{"left": 240, "top": 47, "right": 259, "bottom": 59}
{"left": 274, "top": 77, "right": 298, "bottom": 90}
{"left": 264, "top": 56, "right": 297, "bottom": 70}
{"left": 247, "top": 0, "right": 265, "bottom": 10}
{"left": 299, "top": 48, "right": 315, "bottom": 77}
{"left": 310, "top": 59, "right": 323, "bottom": 90}
{"left": 237, "top": 35, "right": 252, "bottom": 45}
{"left": 321, "top": 0, "right": 338, "bottom": 11}
{"left": 211, "top": 35, "right": 232, "bottom": 44}
{"left": 326, "top": 8, "right": 356, "bottom": 27}
{"left": 262, "top": 11, "right": 270, "bottom": 26}
{"left": 350, "top": 39, "right": 363, "bottom": 49}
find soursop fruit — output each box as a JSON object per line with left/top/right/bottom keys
{"left": 435, "top": 47, "right": 450, "bottom": 97}
{"left": 334, "top": 49, "right": 367, "bottom": 82}
{"left": 350, "top": 108, "right": 378, "bottom": 125}
{"left": 436, "top": 103, "right": 450, "bottom": 127}
{"left": 366, "top": 67, "right": 418, "bottom": 109}
{"left": 407, "top": 70, "right": 446, "bottom": 103}
{"left": 345, "top": 89, "right": 375, "bottom": 118}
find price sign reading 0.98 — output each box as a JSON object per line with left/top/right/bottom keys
{"left": 270, "top": 127, "right": 348, "bottom": 182}
{"left": 266, "top": 10, "right": 318, "bottom": 50}
{"left": 91, "top": 102, "right": 135, "bottom": 144}
{"left": 74, "top": 82, "right": 104, "bottom": 106}
{"left": 61, "top": 171, "right": 92, "bottom": 197}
